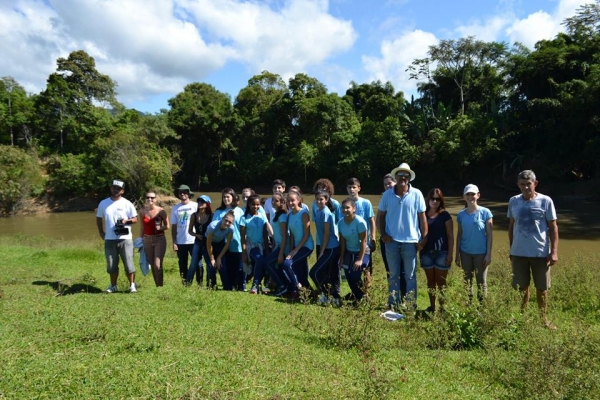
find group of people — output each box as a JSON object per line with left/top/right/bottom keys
{"left": 96, "top": 164, "right": 559, "bottom": 327}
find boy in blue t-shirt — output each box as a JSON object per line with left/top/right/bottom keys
{"left": 346, "top": 177, "right": 376, "bottom": 292}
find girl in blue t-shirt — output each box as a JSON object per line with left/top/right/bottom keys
{"left": 309, "top": 191, "right": 341, "bottom": 304}
{"left": 241, "top": 194, "right": 271, "bottom": 294}
{"left": 265, "top": 192, "right": 292, "bottom": 296}
{"left": 212, "top": 188, "right": 245, "bottom": 290}
{"left": 455, "top": 184, "right": 493, "bottom": 302}
{"left": 206, "top": 210, "right": 235, "bottom": 290}
{"left": 337, "top": 198, "right": 369, "bottom": 303}
{"left": 284, "top": 190, "right": 314, "bottom": 297}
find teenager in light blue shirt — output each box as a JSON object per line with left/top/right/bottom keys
{"left": 212, "top": 188, "right": 245, "bottom": 290}
{"left": 309, "top": 191, "right": 341, "bottom": 304}
{"left": 337, "top": 198, "right": 369, "bottom": 303}
{"left": 455, "top": 184, "right": 493, "bottom": 303}
{"left": 206, "top": 211, "right": 235, "bottom": 290}
{"left": 241, "top": 195, "right": 271, "bottom": 294}
{"left": 284, "top": 190, "right": 313, "bottom": 296}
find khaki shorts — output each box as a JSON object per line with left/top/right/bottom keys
{"left": 105, "top": 239, "right": 135, "bottom": 274}
{"left": 511, "top": 256, "right": 550, "bottom": 291}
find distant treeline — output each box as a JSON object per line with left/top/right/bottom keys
{"left": 1, "top": 2, "right": 599, "bottom": 214}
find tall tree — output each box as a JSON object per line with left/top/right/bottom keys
{"left": 167, "top": 83, "right": 237, "bottom": 188}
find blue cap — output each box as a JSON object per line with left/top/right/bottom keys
{"left": 198, "top": 195, "right": 212, "bottom": 204}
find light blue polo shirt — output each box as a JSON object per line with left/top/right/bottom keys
{"left": 212, "top": 207, "right": 244, "bottom": 252}
{"left": 206, "top": 220, "right": 233, "bottom": 243}
{"left": 378, "top": 185, "right": 426, "bottom": 243}
{"left": 314, "top": 207, "right": 339, "bottom": 249}
{"left": 312, "top": 198, "right": 343, "bottom": 223}
{"left": 354, "top": 197, "right": 374, "bottom": 239}
{"left": 337, "top": 215, "right": 368, "bottom": 253}
{"left": 240, "top": 213, "right": 267, "bottom": 244}
{"left": 272, "top": 212, "right": 290, "bottom": 254}
{"left": 288, "top": 208, "right": 314, "bottom": 251}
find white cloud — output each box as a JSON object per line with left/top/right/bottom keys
{"left": 455, "top": 15, "right": 512, "bottom": 42}
{"left": 0, "top": 0, "right": 356, "bottom": 105}
{"left": 362, "top": 30, "right": 438, "bottom": 97}
{"left": 505, "top": 0, "right": 586, "bottom": 49}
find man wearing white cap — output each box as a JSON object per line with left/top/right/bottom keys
{"left": 377, "top": 163, "right": 427, "bottom": 309}
{"left": 96, "top": 179, "right": 138, "bottom": 293}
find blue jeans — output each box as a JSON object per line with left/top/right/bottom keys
{"left": 187, "top": 241, "right": 214, "bottom": 287}
{"left": 282, "top": 246, "right": 313, "bottom": 290}
{"left": 309, "top": 247, "right": 340, "bottom": 294}
{"left": 385, "top": 241, "right": 418, "bottom": 307}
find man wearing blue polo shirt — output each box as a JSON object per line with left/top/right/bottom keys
{"left": 377, "top": 163, "right": 427, "bottom": 309}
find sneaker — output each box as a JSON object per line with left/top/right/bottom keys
{"left": 318, "top": 294, "right": 329, "bottom": 305}
{"left": 288, "top": 290, "right": 300, "bottom": 300}
{"left": 425, "top": 306, "right": 435, "bottom": 313}
{"left": 105, "top": 284, "right": 118, "bottom": 293}
{"left": 250, "top": 285, "right": 258, "bottom": 294}
{"left": 129, "top": 283, "right": 137, "bottom": 293}
{"left": 261, "top": 285, "right": 271, "bottom": 294}
{"left": 274, "top": 286, "right": 288, "bottom": 296}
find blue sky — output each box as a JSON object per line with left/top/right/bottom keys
{"left": 0, "top": 0, "right": 589, "bottom": 113}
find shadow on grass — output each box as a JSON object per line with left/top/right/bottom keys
{"left": 32, "top": 280, "right": 103, "bottom": 295}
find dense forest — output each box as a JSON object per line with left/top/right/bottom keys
{"left": 1, "top": 3, "right": 599, "bottom": 214}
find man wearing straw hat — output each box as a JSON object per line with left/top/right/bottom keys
{"left": 377, "top": 163, "right": 428, "bottom": 310}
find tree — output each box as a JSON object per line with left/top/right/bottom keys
{"left": 0, "top": 77, "right": 34, "bottom": 146}
{"left": 167, "top": 83, "right": 237, "bottom": 188}
{"left": 34, "top": 50, "right": 118, "bottom": 153}
{"left": 408, "top": 37, "right": 508, "bottom": 115}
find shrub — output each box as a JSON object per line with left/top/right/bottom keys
{"left": 0, "top": 145, "right": 43, "bottom": 214}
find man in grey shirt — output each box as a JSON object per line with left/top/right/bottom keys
{"left": 508, "top": 170, "right": 559, "bottom": 329}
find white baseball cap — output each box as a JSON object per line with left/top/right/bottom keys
{"left": 463, "top": 184, "right": 479, "bottom": 195}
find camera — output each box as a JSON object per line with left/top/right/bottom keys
{"left": 114, "top": 220, "right": 130, "bottom": 236}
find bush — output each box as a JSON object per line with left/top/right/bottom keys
{"left": 46, "top": 153, "right": 96, "bottom": 197}
{"left": 0, "top": 145, "right": 43, "bottom": 214}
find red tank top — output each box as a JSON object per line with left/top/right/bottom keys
{"left": 143, "top": 214, "right": 163, "bottom": 236}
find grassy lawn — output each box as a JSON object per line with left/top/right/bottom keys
{"left": 1, "top": 234, "right": 599, "bottom": 399}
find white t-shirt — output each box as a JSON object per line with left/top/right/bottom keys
{"left": 264, "top": 197, "right": 275, "bottom": 224}
{"left": 96, "top": 197, "right": 137, "bottom": 240}
{"left": 170, "top": 201, "right": 198, "bottom": 245}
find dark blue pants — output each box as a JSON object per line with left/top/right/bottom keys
{"left": 282, "top": 246, "right": 313, "bottom": 290}
{"left": 309, "top": 247, "right": 340, "bottom": 294}
{"left": 342, "top": 251, "right": 371, "bottom": 301}
{"left": 249, "top": 247, "right": 268, "bottom": 288}
{"left": 265, "top": 247, "right": 289, "bottom": 289}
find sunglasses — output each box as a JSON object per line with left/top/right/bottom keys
{"left": 396, "top": 173, "right": 411, "bottom": 178}
{"left": 430, "top": 197, "right": 441, "bottom": 202}
{"left": 146, "top": 196, "right": 156, "bottom": 200}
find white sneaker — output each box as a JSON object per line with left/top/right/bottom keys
{"left": 106, "top": 284, "right": 118, "bottom": 293}
{"left": 129, "top": 283, "right": 137, "bottom": 293}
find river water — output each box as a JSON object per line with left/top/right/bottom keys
{"left": 0, "top": 192, "right": 597, "bottom": 258}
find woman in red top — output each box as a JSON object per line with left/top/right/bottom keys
{"left": 139, "top": 191, "right": 170, "bottom": 286}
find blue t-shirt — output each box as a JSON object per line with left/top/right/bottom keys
{"left": 212, "top": 207, "right": 244, "bottom": 252}
{"left": 354, "top": 197, "right": 374, "bottom": 240}
{"left": 311, "top": 198, "right": 343, "bottom": 224}
{"left": 272, "top": 212, "right": 290, "bottom": 254}
{"left": 423, "top": 211, "right": 452, "bottom": 252}
{"left": 378, "top": 185, "right": 426, "bottom": 243}
{"left": 338, "top": 215, "right": 368, "bottom": 253}
{"left": 240, "top": 213, "right": 267, "bottom": 244}
{"left": 206, "top": 220, "right": 233, "bottom": 243}
{"left": 314, "top": 207, "right": 339, "bottom": 249}
{"left": 288, "top": 208, "right": 314, "bottom": 251}
{"left": 457, "top": 207, "right": 493, "bottom": 254}
{"left": 507, "top": 193, "right": 557, "bottom": 257}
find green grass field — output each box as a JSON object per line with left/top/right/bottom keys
{"left": 1, "top": 234, "right": 599, "bottom": 399}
